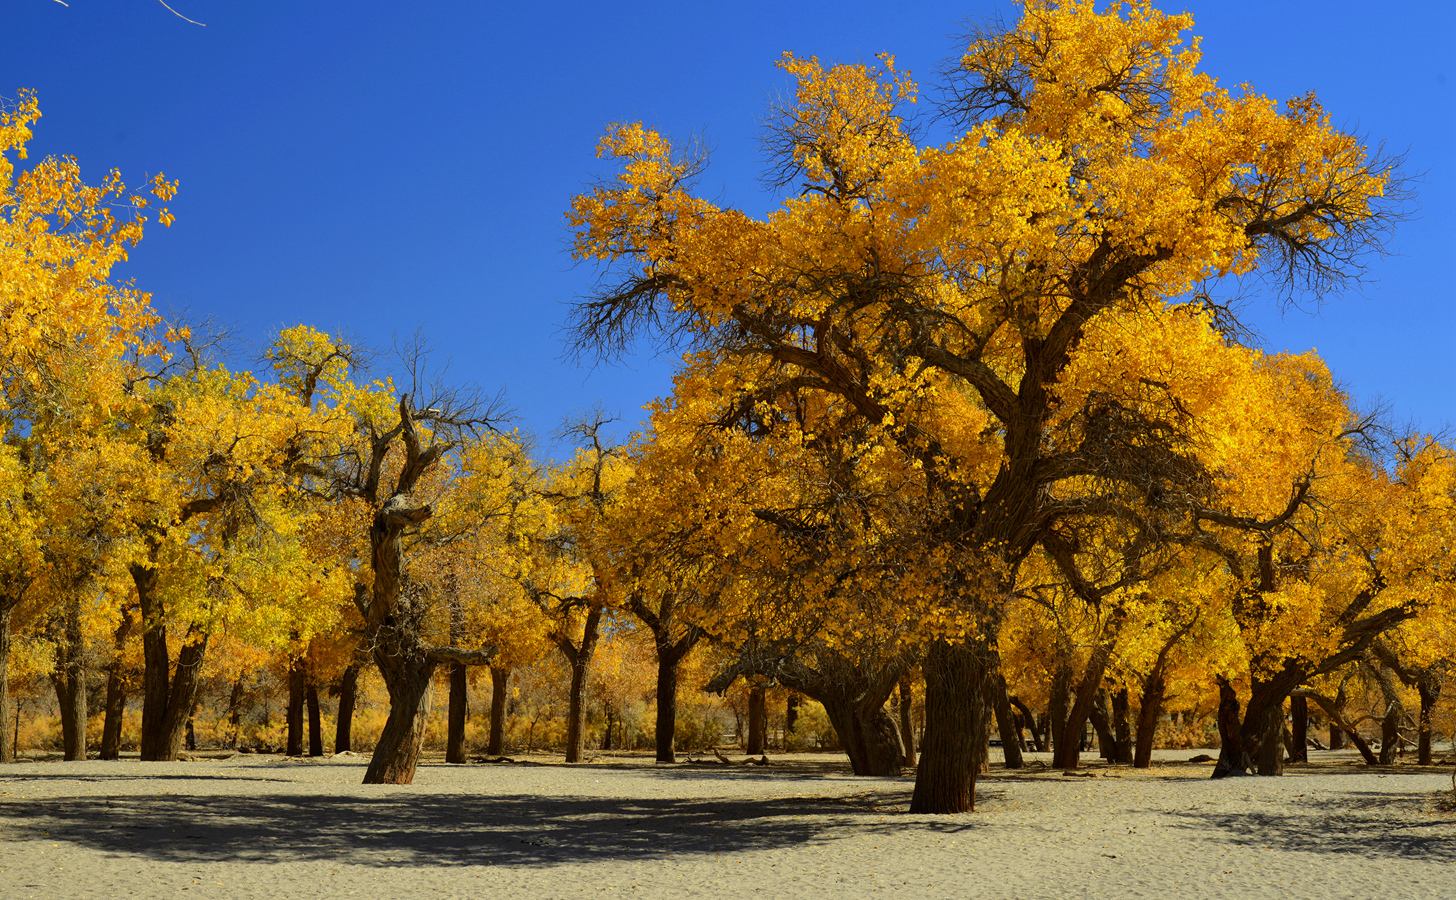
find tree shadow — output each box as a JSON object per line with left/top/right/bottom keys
{"left": 0, "top": 787, "right": 954, "bottom": 868}
{"left": 1174, "top": 791, "right": 1456, "bottom": 862}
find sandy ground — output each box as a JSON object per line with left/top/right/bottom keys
{"left": 0, "top": 749, "right": 1452, "bottom": 899}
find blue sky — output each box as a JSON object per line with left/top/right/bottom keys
{"left": 7, "top": 1, "right": 1453, "bottom": 456}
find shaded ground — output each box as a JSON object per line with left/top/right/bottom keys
{"left": 0, "top": 750, "right": 1451, "bottom": 898}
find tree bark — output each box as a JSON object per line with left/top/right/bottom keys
{"left": 557, "top": 606, "right": 603, "bottom": 765}
{"left": 134, "top": 560, "right": 210, "bottom": 762}
{"left": 1047, "top": 659, "right": 1071, "bottom": 760}
{"left": 1134, "top": 669, "right": 1165, "bottom": 769}
{"left": 991, "top": 665, "right": 1023, "bottom": 769}
{"left": 1212, "top": 676, "right": 1250, "bottom": 778}
{"left": 897, "top": 677, "right": 916, "bottom": 767}
{"left": 786, "top": 692, "right": 801, "bottom": 740}
{"left": 334, "top": 663, "right": 359, "bottom": 753}
{"left": 0, "top": 606, "right": 13, "bottom": 763}
{"left": 1304, "top": 690, "right": 1379, "bottom": 766}
{"left": 1110, "top": 688, "right": 1132, "bottom": 764}
{"left": 51, "top": 594, "right": 88, "bottom": 761}
{"left": 1289, "top": 694, "right": 1309, "bottom": 764}
{"left": 910, "top": 640, "right": 990, "bottom": 814}
{"left": 1417, "top": 679, "right": 1439, "bottom": 766}
{"left": 446, "top": 661, "right": 468, "bottom": 764}
{"left": 1009, "top": 696, "right": 1044, "bottom": 752}
{"left": 306, "top": 681, "right": 323, "bottom": 757}
{"left": 746, "top": 685, "right": 767, "bottom": 756}
{"left": 286, "top": 658, "right": 305, "bottom": 757}
{"left": 1089, "top": 693, "right": 1116, "bottom": 762}
{"left": 487, "top": 666, "right": 508, "bottom": 756}
{"left": 363, "top": 650, "right": 435, "bottom": 784}
{"left": 654, "top": 652, "right": 681, "bottom": 762}
{"left": 1054, "top": 643, "right": 1113, "bottom": 770}
{"left": 100, "top": 605, "right": 135, "bottom": 760}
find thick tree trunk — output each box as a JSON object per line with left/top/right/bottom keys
{"left": 334, "top": 664, "right": 359, "bottom": 753}
{"left": 1417, "top": 680, "right": 1439, "bottom": 766}
{"left": 363, "top": 652, "right": 435, "bottom": 784}
{"left": 565, "top": 659, "right": 589, "bottom": 763}
{"left": 1379, "top": 701, "right": 1400, "bottom": 765}
{"left": 1328, "top": 722, "right": 1345, "bottom": 750}
{"left": 306, "top": 682, "right": 323, "bottom": 757}
{"left": 655, "top": 653, "right": 680, "bottom": 763}
{"left": 100, "top": 606, "right": 134, "bottom": 760}
{"left": 1054, "top": 645, "right": 1112, "bottom": 770}
{"left": 446, "top": 662, "right": 468, "bottom": 764}
{"left": 1134, "top": 668, "right": 1165, "bottom": 769}
{"left": 1047, "top": 660, "right": 1071, "bottom": 760}
{"left": 910, "top": 640, "right": 990, "bottom": 814}
{"left": 0, "top": 606, "right": 13, "bottom": 763}
{"left": 786, "top": 692, "right": 801, "bottom": 740}
{"left": 1289, "top": 695, "right": 1309, "bottom": 764}
{"left": 820, "top": 694, "right": 903, "bottom": 776}
{"left": 152, "top": 637, "right": 207, "bottom": 761}
{"left": 1110, "top": 688, "right": 1132, "bottom": 764}
{"left": 286, "top": 658, "right": 305, "bottom": 757}
{"left": 1212, "top": 676, "right": 1250, "bottom": 778}
{"left": 50, "top": 594, "right": 88, "bottom": 761}
{"left": 135, "top": 564, "right": 170, "bottom": 760}
{"left": 746, "top": 685, "right": 767, "bottom": 756}
{"left": 992, "top": 667, "right": 1023, "bottom": 769}
{"left": 487, "top": 666, "right": 508, "bottom": 756}
{"left": 1089, "top": 693, "right": 1115, "bottom": 762}
{"left": 898, "top": 677, "right": 916, "bottom": 767}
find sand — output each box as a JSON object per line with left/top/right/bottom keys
{"left": 0, "top": 749, "right": 1451, "bottom": 899}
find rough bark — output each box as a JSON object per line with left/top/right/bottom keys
{"left": 1089, "top": 693, "right": 1116, "bottom": 762}
{"left": 51, "top": 594, "right": 88, "bottom": 760}
{"left": 446, "top": 662, "right": 468, "bottom": 764}
{"left": 910, "top": 640, "right": 990, "bottom": 814}
{"left": 306, "top": 682, "right": 323, "bottom": 757}
{"left": 654, "top": 653, "right": 681, "bottom": 762}
{"left": 134, "top": 557, "right": 211, "bottom": 762}
{"left": 1109, "top": 688, "right": 1132, "bottom": 764}
{"left": 1009, "top": 696, "right": 1044, "bottom": 752}
{"left": 487, "top": 666, "right": 508, "bottom": 756}
{"left": 0, "top": 606, "right": 13, "bottom": 763}
{"left": 746, "top": 685, "right": 767, "bottom": 756}
{"left": 992, "top": 664, "right": 1024, "bottom": 769}
{"left": 100, "top": 606, "right": 135, "bottom": 761}
{"left": 1212, "top": 676, "right": 1249, "bottom": 778}
{"left": 1417, "top": 679, "right": 1439, "bottom": 766}
{"left": 557, "top": 605, "right": 603, "bottom": 765}
{"left": 1054, "top": 643, "right": 1114, "bottom": 770}
{"left": 363, "top": 648, "right": 435, "bottom": 784}
{"left": 334, "top": 663, "right": 359, "bottom": 753}
{"left": 1133, "top": 668, "right": 1164, "bottom": 769}
{"left": 897, "top": 677, "right": 916, "bottom": 767}
{"left": 1289, "top": 694, "right": 1309, "bottom": 764}
{"left": 1046, "top": 659, "right": 1072, "bottom": 761}
{"left": 286, "top": 658, "right": 305, "bottom": 757}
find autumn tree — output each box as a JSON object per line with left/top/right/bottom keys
{"left": 569, "top": 1, "right": 1393, "bottom": 810}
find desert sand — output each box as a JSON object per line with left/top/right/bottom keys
{"left": 0, "top": 750, "right": 1451, "bottom": 899}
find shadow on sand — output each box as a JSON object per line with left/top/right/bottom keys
{"left": 0, "top": 788, "right": 947, "bottom": 868}
{"left": 1174, "top": 790, "right": 1456, "bottom": 862}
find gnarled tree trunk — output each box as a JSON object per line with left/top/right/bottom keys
{"left": 487, "top": 666, "right": 508, "bottom": 756}
{"left": 334, "top": 663, "right": 359, "bottom": 753}
{"left": 51, "top": 594, "right": 88, "bottom": 761}
{"left": 100, "top": 605, "right": 135, "bottom": 760}
{"left": 910, "top": 640, "right": 991, "bottom": 814}
{"left": 364, "top": 646, "right": 435, "bottom": 784}
{"left": 446, "top": 662, "right": 468, "bottom": 763}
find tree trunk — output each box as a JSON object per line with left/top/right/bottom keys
{"left": 135, "top": 563, "right": 170, "bottom": 761}
{"left": 1047, "top": 660, "right": 1071, "bottom": 760}
{"left": 786, "top": 692, "right": 801, "bottom": 741}
{"left": 100, "top": 606, "right": 134, "bottom": 760}
{"left": 1417, "top": 679, "right": 1439, "bottom": 766}
{"left": 1379, "top": 701, "right": 1400, "bottom": 765}
{"left": 819, "top": 693, "right": 903, "bottom": 776}
{"left": 1289, "top": 694, "right": 1309, "bottom": 764}
{"left": 654, "top": 652, "right": 680, "bottom": 762}
{"left": 1328, "top": 722, "right": 1345, "bottom": 750}
{"left": 334, "top": 663, "right": 359, "bottom": 753}
{"left": 1089, "top": 693, "right": 1115, "bottom": 762}
{"left": 1305, "top": 691, "right": 1379, "bottom": 766}
{"left": 1212, "top": 676, "right": 1250, "bottom": 778}
{"left": 992, "top": 666, "right": 1023, "bottom": 769}
{"left": 910, "top": 640, "right": 990, "bottom": 814}
{"left": 52, "top": 595, "right": 88, "bottom": 761}
{"left": 1109, "top": 688, "right": 1132, "bottom": 764}
{"left": 897, "top": 677, "right": 916, "bottom": 767}
{"left": 746, "top": 685, "right": 767, "bottom": 755}
{"left": 1054, "top": 645, "right": 1112, "bottom": 770}
{"left": 306, "top": 682, "right": 323, "bottom": 757}
{"left": 446, "top": 662, "right": 468, "bottom": 764}
{"left": 1009, "top": 696, "right": 1044, "bottom": 752}
{"left": 1133, "top": 668, "right": 1165, "bottom": 769}
{"left": 565, "top": 658, "right": 589, "bottom": 763}
{"left": 487, "top": 666, "right": 508, "bottom": 756}
{"left": 286, "top": 658, "right": 305, "bottom": 757}
{"left": 155, "top": 637, "right": 208, "bottom": 761}
{"left": 0, "top": 606, "right": 13, "bottom": 763}
{"left": 363, "top": 651, "right": 435, "bottom": 784}
{"left": 226, "top": 677, "right": 245, "bottom": 749}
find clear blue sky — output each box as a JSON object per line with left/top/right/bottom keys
{"left": 7, "top": 1, "right": 1453, "bottom": 456}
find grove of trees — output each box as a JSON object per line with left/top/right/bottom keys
{"left": 1, "top": 0, "right": 1452, "bottom": 815}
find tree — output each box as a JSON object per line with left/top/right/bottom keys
{"left": 568, "top": 0, "right": 1392, "bottom": 810}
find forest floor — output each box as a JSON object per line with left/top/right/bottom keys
{"left": 0, "top": 749, "right": 1452, "bottom": 898}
